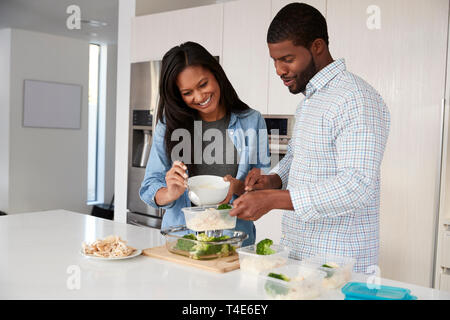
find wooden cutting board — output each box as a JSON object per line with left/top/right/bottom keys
{"left": 142, "top": 245, "right": 240, "bottom": 273}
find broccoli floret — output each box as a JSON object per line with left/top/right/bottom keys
{"left": 196, "top": 233, "right": 216, "bottom": 242}
{"left": 256, "top": 239, "right": 276, "bottom": 255}
{"left": 196, "top": 233, "right": 231, "bottom": 242}
{"left": 190, "top": 234, "right": 234, "bottom": 259}
{"left": 264, "top": 273, "right": 290, "bottom": 296}
{"left": 220, "top": 243, "right": 235, "bottom": 255}
{"left": 175, "top": 233, "right": 197, "bottom": 252}
{"left": 217, "top": 204, "right": 232, "bottom": 210}
{"left": 191, "top": 242, "right": 222, "bottom": 257}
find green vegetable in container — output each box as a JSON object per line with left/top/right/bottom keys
{"left": 267, "top": 272, "right": 290, "bottom": 281}
{"left": 191, "top": 242, "right": 232, "bottom": 259}
{"left": 320, "top": 263, "right": 337, "bottom": 278}
{"left": 196, "top": 233, "right": 232, "bottom": 243}
{"left": 175, "top": 232, "right": 235, "bottom": 259}
{"left": 175, "top": 233, "right": 197, "bottom": 251}
{"left": 256, "top": 238, "right": 276, "bottom": 255}
{"left": 191, "top": 234, "right": 234, "bottom": 259}
{"left": 265, "top": 273, "right": 290, "bottom": 296}
{"left": 217, "top": 204, "right": 232, "bottom": 210}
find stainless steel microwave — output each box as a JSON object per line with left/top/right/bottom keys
{"left": 263, "top": 114, "right": 295, "bottom": 139}
{"left": 263, "top": 115, "right": 295, "bottom": 156}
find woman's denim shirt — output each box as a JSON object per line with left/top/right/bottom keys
{"left": 139, "top": 109, "right": 270, "bottom": 246}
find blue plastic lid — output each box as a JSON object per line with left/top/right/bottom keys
{"left": 341, "top": 282, "right": 417, "bottom": 300}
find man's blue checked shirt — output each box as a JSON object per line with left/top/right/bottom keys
{"left": 272, "top": 59, "right": 390, "bottom": 273}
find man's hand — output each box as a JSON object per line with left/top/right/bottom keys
{"left": 230, "top": 189, "right": 294, "bottom": 221}
{"left": 244, "top": 168, "right": 282, "bottom": 192}
{"left": 229, "top": 190, "right": 275, "bottom": 221}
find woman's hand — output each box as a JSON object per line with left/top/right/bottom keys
{"left": 155, "top": 161, "right": 187, "bottom": 206}
{"left": 219, "top": 175, "right": 245, "bottom": 205}
{"left": 166, "top": 161, "right": 188, "bottom": 200}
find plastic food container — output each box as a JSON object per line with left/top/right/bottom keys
{"left": 341, "top": 282, "right": 417, "bottom": 300}
{"left": 301, "top": 253, "right": 356, "bottom": 289}
{"left": 237, "top": 244, "right": 290, "bottom": 274}
{"left": 261, "top": 264, "right": 326, "bottom": 300}
{"left": 160, "top": 225, "right": 247, "bottom": 260}
{"left": 182, "top": 205, "right": 236, "bottom": 232}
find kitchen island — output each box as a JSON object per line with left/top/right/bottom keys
{"left": 1, "top": 210, "right": 449, "bottom": 300}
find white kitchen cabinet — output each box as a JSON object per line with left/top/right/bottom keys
{"left": 434, "top": 0, "right": 450, "bottom": 291}
{"left": 440, "top": 271, "right": 450, "bottom": 292}
{"left": 222, "top": 0, "right": 271, "bottom": 115}
{"left": 131, "top": 4, "right": 223, "bottom": 62}
{"left": 441, "top": 231, "right": 450, "bottom": 268}
{"left": 327, "top": 0, "right": 449, "bottom": 287}
{"left": 267, "top": 0, "right": 327, "bottom": 115}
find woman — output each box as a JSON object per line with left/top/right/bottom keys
{"left": 139, "top": 42, "right": 269, "bottom": 246}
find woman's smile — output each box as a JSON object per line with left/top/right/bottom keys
{"left": 177, "top": 65, "right": 225, "bottom": 121}
{"left": 197, "top": 94, "right": 212, "bottom": 107}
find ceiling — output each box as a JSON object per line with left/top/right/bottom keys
{"left": 135, "top": 0, "right": 219, "bottom": 16}
{"left": 0, "top": 0, "right": 233, "bottom": 44}
{"left": 0, "top": 0, "right": 118, "bottom": 44}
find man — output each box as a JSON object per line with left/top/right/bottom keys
{"left": 229, "top": 2, "right": 390, "bottom": 273}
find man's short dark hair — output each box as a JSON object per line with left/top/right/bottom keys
{"left": 267, "top": 2, "right": 329, "bottom": 48}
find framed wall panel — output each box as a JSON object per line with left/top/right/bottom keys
{"left": 23, "top": 79, "right": 82, "bottom": 129}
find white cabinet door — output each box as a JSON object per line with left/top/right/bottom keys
{"left": 267, "top": 0, "right": 327, "bottom": 115}
{"left": 132, "top": 4, "right": 223, "bottom": 62}
{"left": 327, "top": 0, "right": 449, "bottom": 287}
{"left": 132, "top": 11, "right": 171, "bottom": 62}
{"left": 222, "top": 0, "right": 271, "bottom": 115}
{"left": 440, "top": 271, "right": 450, "bottom": 292}
{"left": 254, "top": 209, "right": 283, "bottom": 244}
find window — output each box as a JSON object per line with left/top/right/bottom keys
{"left": 87, "top": 43, "right": 100, "bottom": 203}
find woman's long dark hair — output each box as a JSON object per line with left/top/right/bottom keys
{"left": 157, "top": 41, "right": 250, "bottom": 172}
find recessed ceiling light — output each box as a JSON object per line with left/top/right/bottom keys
{"left": 81, "top": 19, "right": 108, "bottom": 27}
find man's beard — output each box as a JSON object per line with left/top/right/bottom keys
{"left": 289, "top": 53, "right": 317, "bottom": 94}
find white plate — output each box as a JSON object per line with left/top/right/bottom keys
{"left": 80, "top": 249, "right": 142, "bottom": 261}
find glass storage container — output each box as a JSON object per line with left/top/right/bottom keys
{"left": 161, "top": 225, "right": 247, "bottom": 260}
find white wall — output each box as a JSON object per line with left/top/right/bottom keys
{"left": 7, "top": 28, "right": 91, "bottom": 214}
{"left": 0, "top": 29, "right": 11, "bottom": 212}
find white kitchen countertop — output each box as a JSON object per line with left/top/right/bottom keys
{"left": 1, "top": 210, "right": 449, "bottom": 300}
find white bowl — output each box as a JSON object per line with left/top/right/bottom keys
{"left": 187, "top": 175, "right": 230, "bottom": 206}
